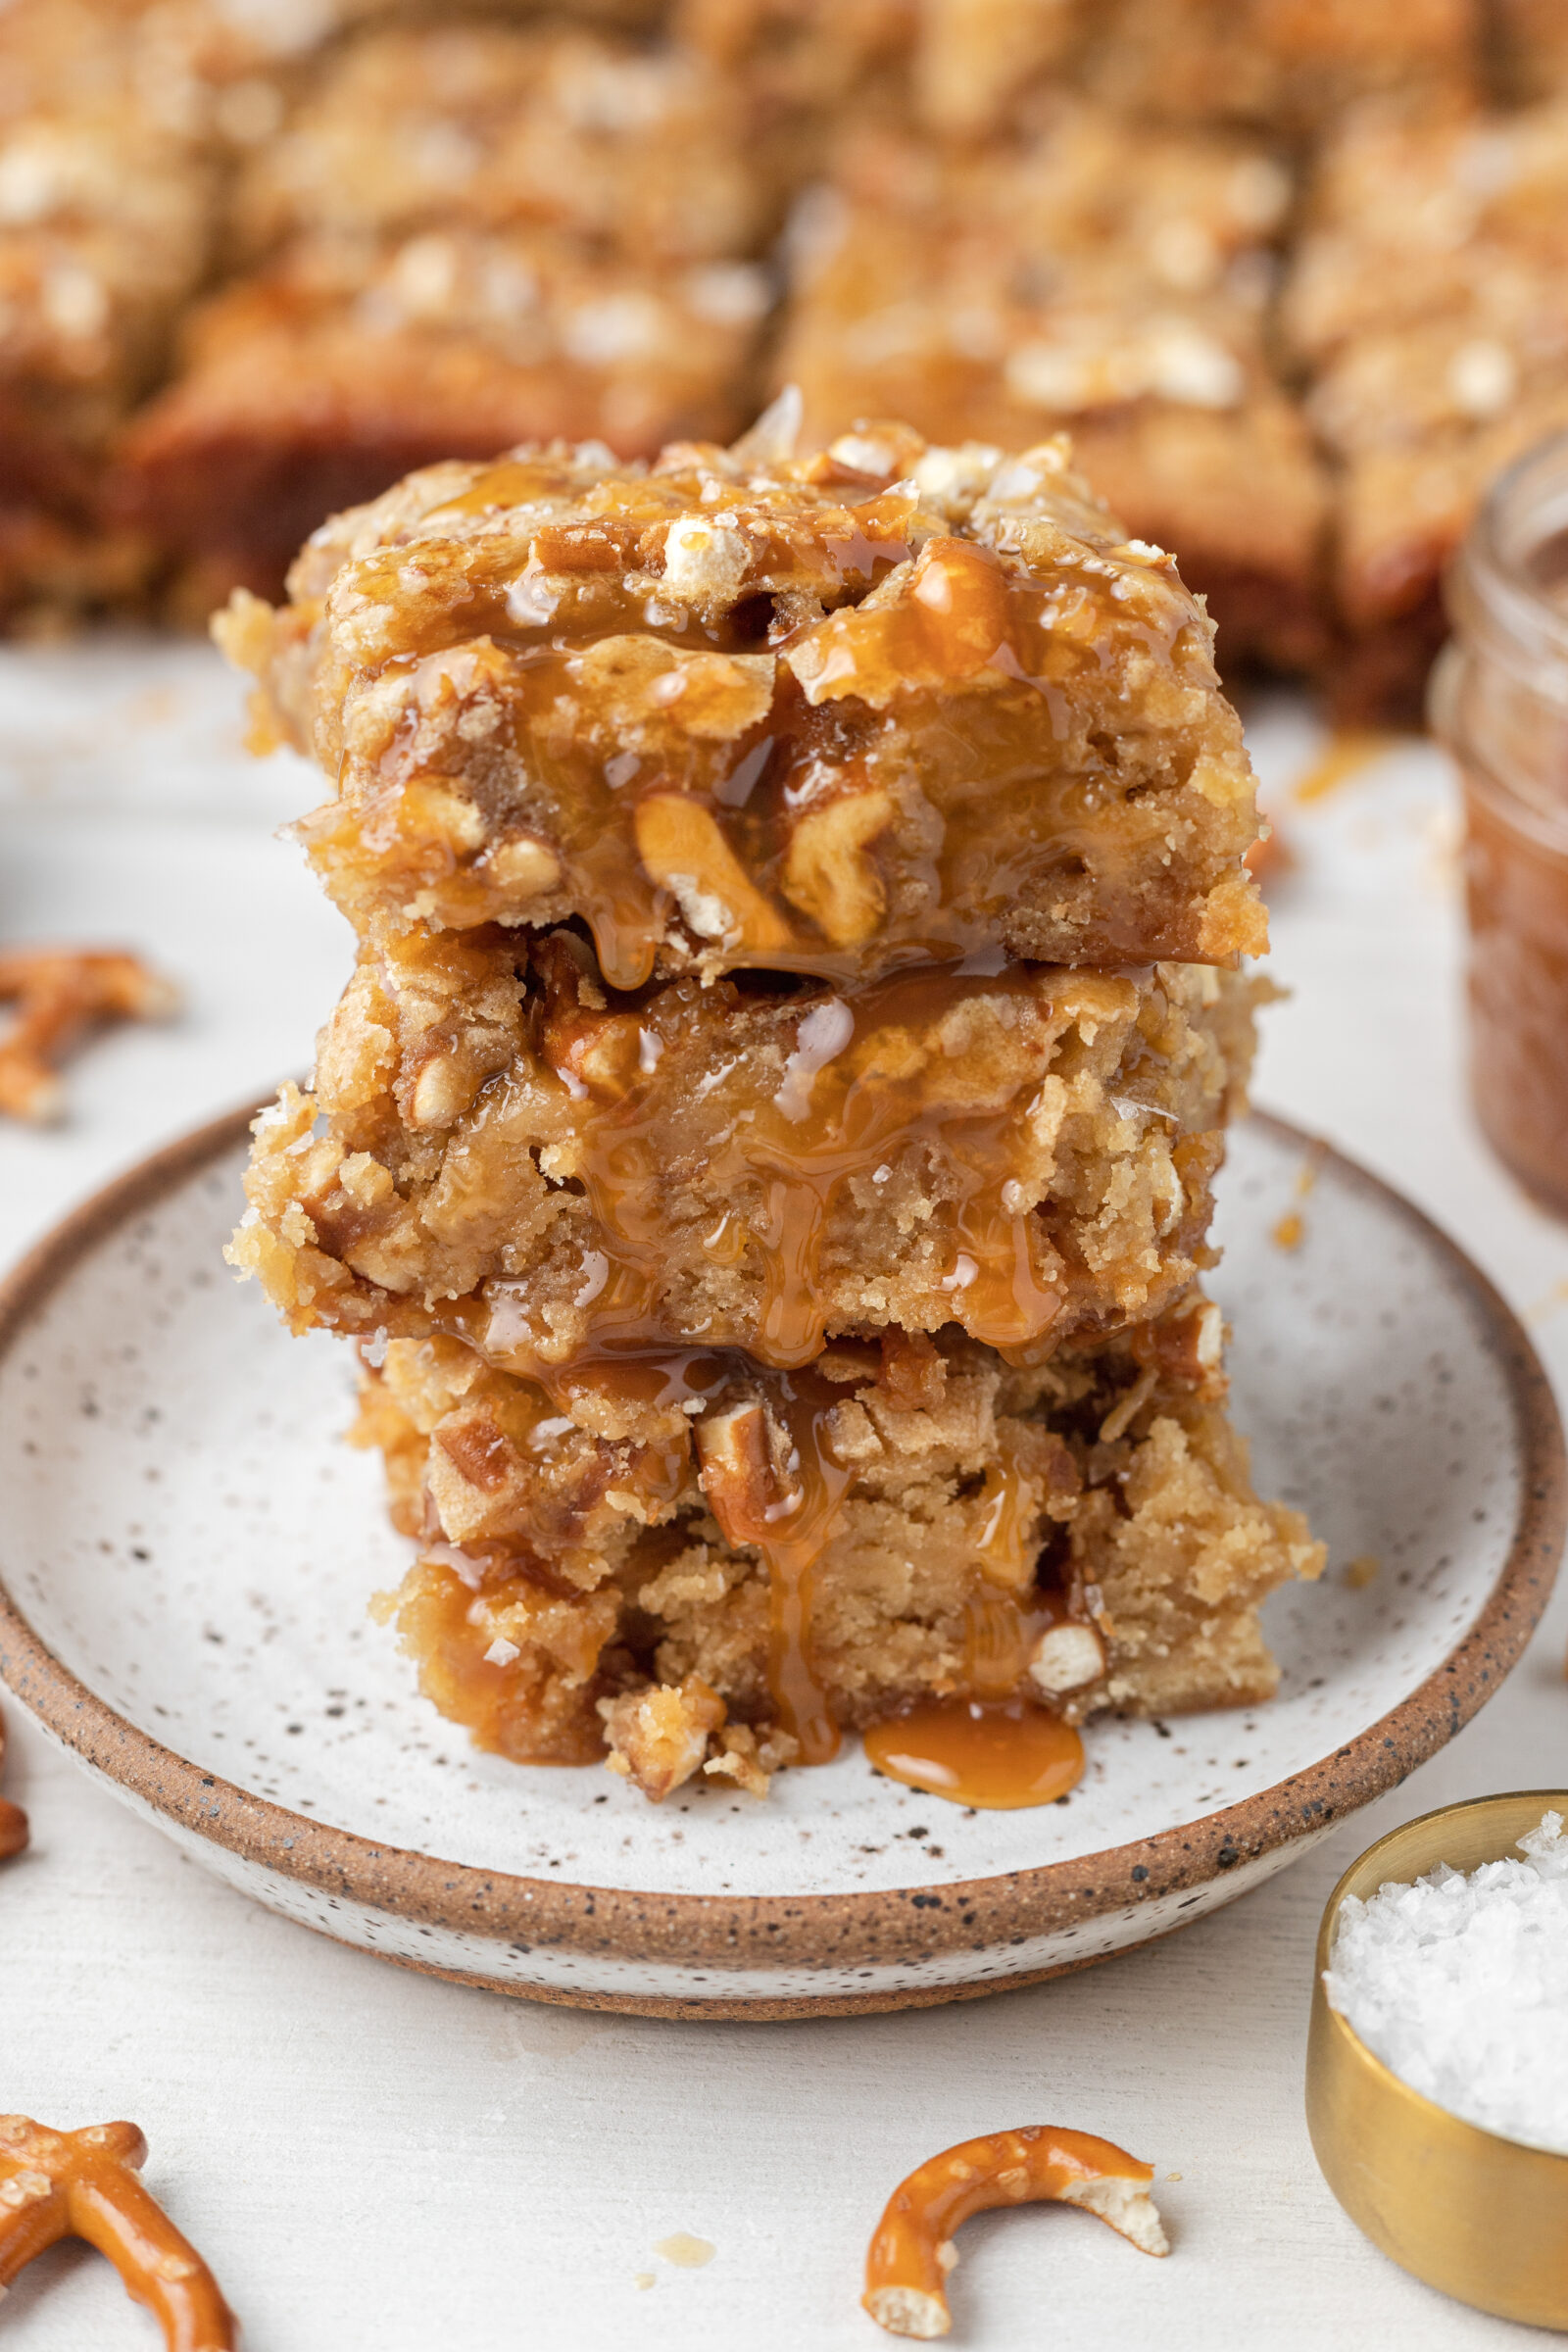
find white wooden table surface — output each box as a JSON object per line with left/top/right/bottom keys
{"left": 2, "top": 645, "right": 1565, "bottom": 2352}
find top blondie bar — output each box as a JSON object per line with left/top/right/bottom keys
{"left": 217, "top": 408, "right": 1266, "bottom": 984}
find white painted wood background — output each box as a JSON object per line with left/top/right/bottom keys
{"left": 1, "top": 646, "right": 1565, "bottom": 2350}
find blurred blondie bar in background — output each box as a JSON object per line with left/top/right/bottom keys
{"left": 0, "top": 0, "right": 1558, "bottom": 720}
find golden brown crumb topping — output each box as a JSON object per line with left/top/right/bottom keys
{"left": 233, "top": 24, "right": 766, "bottom": 268}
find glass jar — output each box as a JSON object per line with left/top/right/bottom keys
{"left": 1431, "top": 432, "right": 1568, "bottom": 1219}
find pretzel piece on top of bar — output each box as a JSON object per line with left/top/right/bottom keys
{"left": 0, "top": 2116, "right": 236, "bottom": 2349}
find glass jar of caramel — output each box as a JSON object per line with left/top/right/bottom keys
{"left": 1432, "top": 433, "right": 1568, "bottom": 1218}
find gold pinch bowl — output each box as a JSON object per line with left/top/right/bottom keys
{"left": 1307, "top": 1790, "right": 1568, "bottom": 2330}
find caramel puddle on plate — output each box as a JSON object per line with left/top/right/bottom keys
{"left": 863, "top": 1697, "right": 1085, "bottom": 1809}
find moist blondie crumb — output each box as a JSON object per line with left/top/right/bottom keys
{"left": 229, "top": 928, "right": 1261, "bottom": 1367}
{"left": 359, "top": 1306, "right": 1323, "bottom": 1797}
{"left": 215, "top": 415, "right": 1267, "bottom": 980}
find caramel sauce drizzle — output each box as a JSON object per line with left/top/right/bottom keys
{"left": 962, "top": 1588, "right": 1066, "bottom": 1698}
{"left": 863, "top": 1434, "right": 1080, "bottom": 1810}
{"left": 530, "top": 959, "right": 1067, "bottom": 1372}
{"left": 689, "top": 1361, "right": 855, "bottom": 1764}
{"left": 863, "top": 1699, "right": 1084, "bottom": 1811}
{"left": 342, "top": 487, "right": 1214, "bottom": 979}
{"left": 437, "top": 1324, "right": 855, "bottom": 1760}
{"left": 446, "top": 980, "right": 1082, "bottom": 1754}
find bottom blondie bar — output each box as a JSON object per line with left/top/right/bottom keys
{"left": 355, "top": 1303, "right": 1323, "bottom": 1800}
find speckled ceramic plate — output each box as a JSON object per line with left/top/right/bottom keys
{"left": 0, "top": 1107, "right": 1560, "bottom": 2017}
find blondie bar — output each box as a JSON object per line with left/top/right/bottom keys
{"left": 1084, "top": 0, "right": 1478, "bottom": 131}
{"left": 0, "top": 97, "right": 211, "bottom": 615}
{"left": 777, "top": 117, "right": 1327, "bottom": 673}
{"left": 117, "top": 19, "right": 773, "bottom": 606}
{"left": 671, "top": 0, "right": 1083, "bottom": 161}
{"left": 230, "top": 24, "right": 763, "bottom": 269}
{"left": 357, "top": 1308, "right": 1323, "bottom": 1789}
{"left": 231, "top": 929, "right": 1259, "bottom": 1367}
{"left": 215, "top": 418, "right": 1267, "bottom": 983}
{"left": 118, "top": 228, "right": 769, "bottom": 606}
{"left": 1283, "top": 94, "right": 1568, "bottom": 720}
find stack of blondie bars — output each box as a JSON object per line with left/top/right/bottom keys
{"left": 223, "top": 409, "right": 1323, "bottom": 1803}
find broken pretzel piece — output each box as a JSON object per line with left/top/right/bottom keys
{"left": 0, "top": 948, "right": 177, "bottom": 1122}
{"left": 863, "top": 2126, "right": 1167, "bottom": 2339}
{"left": 0, "top": 2115, "right": 236, "bottom": 2349}
{"left": 0, "top": 1700, "right": 26, "bottom": 1861}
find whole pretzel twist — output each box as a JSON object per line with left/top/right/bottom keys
{"left": 0, "top": 2116, "right": 236, "bottom": 2349}
{"left": 0, "top": 948, "right": 176, "bottom": 1122}
{"left": 863, "top": 2125, "right": 1168, "bottom": 2338}
{"left": 0, "top": 1700, "right": 26, "bottom": 1861}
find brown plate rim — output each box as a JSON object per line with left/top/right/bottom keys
{"left": 0, "top": 1101, "right": 1561, "bottom": 1977}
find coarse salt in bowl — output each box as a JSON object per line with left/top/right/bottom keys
{"left": 1324, "top": 1810, "right": 1568, "bottom": 2155}
{"left": 1306, "top": 1791, "right": 1568, "bottom": 2330}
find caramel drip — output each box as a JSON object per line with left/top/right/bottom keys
{"left": 347, "top": 493, "right": 1216, "bottom": 980}
{"left": 573, "top": 833, "right": 670, "bottom": 994}
{"left": 695, "top": 1363, "right": 854, "bottom": 1764}
{"left": 960, "top": 1435, "right": 1066, "bottom": 1695}
{"left": 962, "top": 1587, "right": 1066, "bottom": 1697}
{"left": 863, "top": 1698, "right": 1084, "bottom": 1810}
{"left": 1293, "top": 729, "right": 1396, "bottom": 805}
{"left": 435, "top": 1318, "right": 854, "bottom": 1760}
{"left": 548, "top": 961, "right": 1066, "bottom": 1370}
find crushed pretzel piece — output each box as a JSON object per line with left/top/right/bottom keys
{"left": 0, "top": 948, "right": 177, "bottom": 1122}
{"left": 0, "top": 2115, "right": 236, "bottom": 2349}
{"left": 1029, "top": 1621, "right": 1106, "bottom": 1699}
{"left": 863, "top": 2126, "right": 1167, "bottom": 2338}
{"left": 0, "top": 1701, "right": 26, "bottom": 1861}
{"left": 1128, "top": 1296, "right": 1226, "bottom": 1393}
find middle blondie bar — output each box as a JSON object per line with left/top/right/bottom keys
{"left": 233, "top": 928, "right": 1260, "bottom": 1368}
